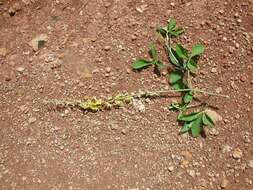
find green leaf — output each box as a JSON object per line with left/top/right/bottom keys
{"left": 168, "top": 18, "right": 176, "bottom": 31}
{"left": 176, "top": 44, "right": 188, "bottom": 59}
{"left": 180, "top": 122, "right": 191, "bottom": 133}
{"left": 168, "top": 30, "right": 180, "bottom": 38}
{"left": 187, "top": 58, "right": 198, "bottom": 73}
{"left": 156, "top": 27, "right": 167, "bottom": 38}
{"left": 156, "top": 60, "right": 165, "bottom": 68}
{"left": 178, "top": 111, "right": 201, "bottom": 122}
{"left": 169, "top": 70, "right": 183, "bottom": 84}
{"left": 183, "top": 91, "right": 193, "bottom": 104}
{"left": 168, "top": 103, "right": 181, "bottom": 111}
{"left": 174, "top": 27, "right": 184, "bottom": 36}
{"left": 202, "top": 113, "right": 215, "bottom": 128}
{"left": 168, "top": 47, "right": 181, "bottom": 67}
{"left": 132, "top": 59, "right": 153, "bottom": 70}
{"left": 149, "top": 43, "right": 157, "bottom": 60}
{"left": 191, "top": 44, "right": 204, "bottom": 57}
{"left": 171, "top": 81, "right": 186, "bottom": 90}
{"left": 190, "top": 116, "right": 203, "bottom": 137}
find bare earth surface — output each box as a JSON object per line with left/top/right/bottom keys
{"left": 0, "top": 0, "right": 253, "bottom": 189}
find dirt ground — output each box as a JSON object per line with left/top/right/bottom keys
{"left": 0, "top": 0, "right": 253, "bottom": 189}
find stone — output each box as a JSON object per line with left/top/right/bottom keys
{"left": 8, "top": 7, "right": 16, "bottom": 16}
{"left": 222, "top": 145, "right": 232, "bottom": 153}
{"left": 105, "top": 67, "right": 111, "bottom": 73}
{"left": 104, "top": 46, "right": 111, "bottom": 51}
{"left": 131, "top": 34, "right": 137, "bottom": 41}
{"left": 248, "top": 160, "right": 253, "bottom": 168}
{"left": 92, "top": 69, "right": 99, "bottom": 74}
{"left": 240, "top": 75, "right": 247, "bottom": 82}
{"left": 215, "top": 87, "right": 223, "bottom": 94}
{"left": 16, "top": 67, "right": 25, "bottom": 73}
{"left": 188, "top": 170, "right": 195, "bottom": 177}
{"left": 133, "top": 99, "right": 145, "bottom": 112}
{"left": 205, "top": 109, "right": 222, "bottom": 123}
{"left": 232, "top": 148, "right": 243, "bottom": 159}
{"left": 0, "top": 48, "right": 7, "bottom": 57}
{"left": 30, "top": 34, "right": 48, "bottom": 51}
{"left": 221, "top": 178, "right": 229, "bottom": 189}
{"left": 28, "top": 117, "right": 36, "bottom": 124}
{"left": 136, "top": 4, "right": 148, "bottom": 13}
{"left": 121, "top": 129, "right": 127, "bottom": 135}
{"left": 211, "top": 67, "right": 217, "bottom": 73}
{"left": 110, "top": 124, "right": 119, "bottom": 130}
{"left": 168, "top": 166, "right": 174, "bottom": 172}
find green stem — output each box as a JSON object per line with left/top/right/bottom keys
{"left": 155, "top": 88, "right": 229, "bottom": 98}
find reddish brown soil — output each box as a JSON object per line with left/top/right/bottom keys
{"left": 0, "top": 0, "right": 253, "bottom": 189}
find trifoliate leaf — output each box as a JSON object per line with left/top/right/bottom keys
{"left": 202, "top": 113, "right": 215, "bottom": 128}
{"left": 169, "top": 70, "right": 183, "bottom": 84}
{"left": 132, "top": 59, "right": 153, "bottom": 70}
{"left": 190, "top": 115, "right": 203, "bottom": 137}
{"left": 178, "top": 111, "right": 201, "bottom": 122}
{"left": 191, "top": 44, "right": 204, "bottom": 57}
{"left": 175, "top": 44, "right": 188, "bottom": 59}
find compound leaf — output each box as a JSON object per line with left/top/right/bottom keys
{"left": 190, "top": 115, "right": 203, "bottom": 137}
{"left": 178, "top": 111, "right": 201, "bottom": 122}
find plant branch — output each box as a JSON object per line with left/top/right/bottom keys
{"left": 155, "top": 88, "right": 229, "bottom": 98}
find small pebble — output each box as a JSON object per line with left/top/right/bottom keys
{"left": 237, "top": 19, "right": 242, "bottom": 23}
{"left": 232, "top": 148, "right": 243, "bottom": 159}
{"left": 104, "top": 46, "right": 111, "bottom": 51}
{"left": 8, "top": 7, "right": 16, "bottom": 16}
{"left": 131, "top": 34, "right": 137, "bottom": 41}
{"left": 28, "top": 117, "right": 36, "bottom": 124}
{"left": 211, "top": 68, "right": 217, "bottom": 73}
{"left": 248, "top": 160, "right": 253, "bottom": 168}
{"left": 221, "top": 178, "right": 229, "bottom": 189}
{"left": 215, "top": 87, "right": 223, "bottom": 94}
{"left": 0, "top": 48, "right": 7, "bottom": 57}
{"left": 121, "top": 129, "right": 127, "bottom": 135}
{"left": 240, "top": 75, "right": 247, "bottom": 82}
{"left": 168, "top": 166, "right": 174, "bottom": 172}
{"left": 16, "top": 67, "right": 25, "bottom": 73}
{"left": 105, "top": 67, "right": 111, "bottom": 73}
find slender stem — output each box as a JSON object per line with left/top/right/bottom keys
{"left": 154, "top": 88, "right": 229, "bottom": 98}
